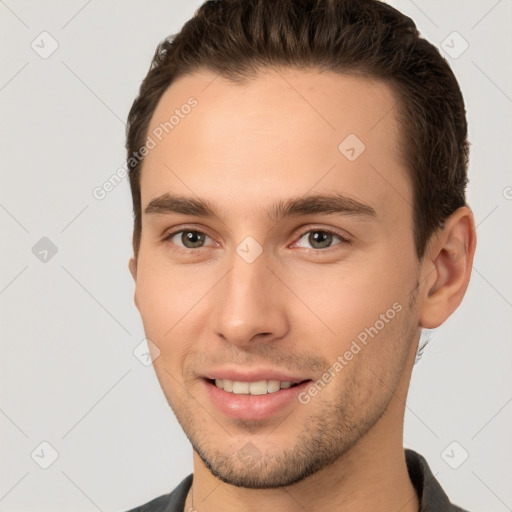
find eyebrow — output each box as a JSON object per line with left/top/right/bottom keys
{"left": 144, "top": 192, "right": 377, "bottom": 221}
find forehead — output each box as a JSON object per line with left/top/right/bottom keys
{"left": 140, "top": 68, "right": 410, "bottom": 222}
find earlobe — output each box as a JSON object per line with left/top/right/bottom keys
{"left": 129, "top": 257, "right": 137, "bottom": 280}
{"left": 419, "top": 206, "right": 476, "bottom": 329}
{"left": 128, "top": 257, "right": 140, "bottom": 311}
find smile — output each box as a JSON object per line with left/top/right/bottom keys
{"left": 212, "top": 379, "right": 300, "bottom": 395}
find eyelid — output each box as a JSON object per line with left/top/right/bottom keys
{"left": 291, "top": 225, "right": 352, "bottom": 250}
{"left": 162, "top": 224, "right": 217, "bottom": 248}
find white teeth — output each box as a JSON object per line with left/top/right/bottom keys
{"left": 249, "top": 380, "right": 268, "bottom": 395}
{"left": 213, "top": 379, "right": 299, "bottom": 395}
{"left": 232, "top": 381, "right": 250, "bottom": 394}
{"left": 267, "top": 380, "right": 281, "bottom": 393}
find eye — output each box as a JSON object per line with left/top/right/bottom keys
{"left": 162, "top": 226, "right": 349, "bottom": 253}
{"left": 293, "top": 228, "right": 349, "bottom": 250}
{"left": 163, "top": 229, "right": 215, "bottom": 250}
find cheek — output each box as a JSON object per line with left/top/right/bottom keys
{"left": 136, "top": 249, "right": 206, "bottom": 323}
{"left": 287, "top": 254, "right": 412, "bottom": 348}
{"left": 134, "top": 258, "right": 208, "bottom": 366}
{"left": 292, "top": 262, "right": 415, "bottom": 404}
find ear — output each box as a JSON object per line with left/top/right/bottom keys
{"left": 129, "top": 257, "right": 137, "bottom": 280}
{"left": 419, "top": 206, "right": 477, "bottom": 329}
{"left": 128, "top": 257, "right": 140, "bottom": 311}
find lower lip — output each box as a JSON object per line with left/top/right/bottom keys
{"left": 203, "top": 379, "right": 311, "bottom": 421}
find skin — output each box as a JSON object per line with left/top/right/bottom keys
{"left": 129, "top": 68, "right": 476, "bottom": 512}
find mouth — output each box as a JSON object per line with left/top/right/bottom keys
{"left": 202, "top": 375, "right": 313, "bottom": 421}
{"left": 207, "top": 378, "right": 303, "bottom": 395}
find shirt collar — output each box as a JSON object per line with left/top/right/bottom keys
{"left": 405, "top": 448, "right": 467, "bottom": 511}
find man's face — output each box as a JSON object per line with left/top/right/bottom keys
{"left": 131, "top": 68, "right": 423, "bottom": 488}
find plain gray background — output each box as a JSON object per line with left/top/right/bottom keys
{"left": 1, "top": 1, "right": 511, "bottom": 511}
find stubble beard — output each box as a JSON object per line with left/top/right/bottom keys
{"left": 163, "top": 288, "right": 419, "bottom": 489}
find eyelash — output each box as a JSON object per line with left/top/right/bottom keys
{"left": 161, "top": 225, "right": 351, "bottom": 254}
{"left": 294, "top": 227, "right": 351, "bottom": 250}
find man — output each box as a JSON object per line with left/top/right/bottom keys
{"left": 125, "top": 0, "right": 476, "bottom": 510}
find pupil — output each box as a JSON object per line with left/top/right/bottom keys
{"left": 183, "top": 231, "right": 205, "bottom": 248}
{"left": 310, "top": 231, "right": 331, "bottom": 249}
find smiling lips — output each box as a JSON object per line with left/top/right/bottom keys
{"left": 203, "top": 373, "right": 312, "bottom": 420}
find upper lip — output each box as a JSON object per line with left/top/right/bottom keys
{"left": 203, "top": 368, "right": 311, "bottom": 383}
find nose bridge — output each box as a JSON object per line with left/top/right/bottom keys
{"left": 211, "top": 244, "right": 287, "bottom": 344}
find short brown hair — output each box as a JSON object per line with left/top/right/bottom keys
{"left": 126, "top": 0, "right": 469, "bottom": 259}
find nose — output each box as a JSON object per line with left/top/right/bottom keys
{"left": 210, "top": 250, "right": 289, "bottom": 347}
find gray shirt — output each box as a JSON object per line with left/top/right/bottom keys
{"left": 125, "top": 448, "right": 470, "bottom": 512}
